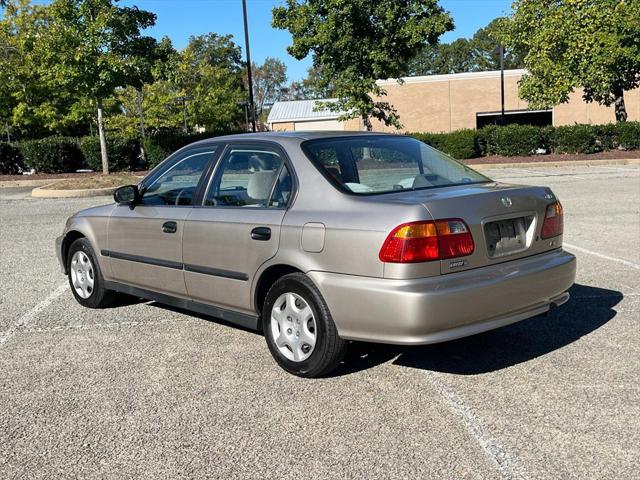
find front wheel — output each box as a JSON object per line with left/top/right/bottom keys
{"left": 67, "top": 238, "right": 116, "bottom": 308}
{"left": 262, "top": 273, "right": 347, "bottom": 378}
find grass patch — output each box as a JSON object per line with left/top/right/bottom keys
{"left": 44, "top": 174, "right": 141, "bottom": 190}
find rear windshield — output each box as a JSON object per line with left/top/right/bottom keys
{"left": 302, "top": 135, "right": 490, "bottom": 195}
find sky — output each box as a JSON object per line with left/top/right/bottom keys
{"left": 22, "top": 0, "right": 514, "bottom": 81}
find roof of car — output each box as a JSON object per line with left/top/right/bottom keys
{"left": 189, "top": 130, "right": 392, "bottom": 146}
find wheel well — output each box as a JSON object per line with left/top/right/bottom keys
{"left": 254, "top": 264, "right": 302, "bottom": 314}
{"left": 61, "top": 231, "right": 85, "bottom": 269}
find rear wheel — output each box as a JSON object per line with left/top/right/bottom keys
{"left": 262, "top": 273, "right": 347, "bottom": 377}
{"left": 67, "top": 238, "right": 115, "bottom": 308}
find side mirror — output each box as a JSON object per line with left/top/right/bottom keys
{"left": 114, "top": 184, "right": 140, "bottom": 206}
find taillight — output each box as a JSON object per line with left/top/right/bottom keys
{"left": 541, "top": 201, "right": 563, "bottom": 239}
{"left": 379, "top": 219, "right": 474, "bottom": 263}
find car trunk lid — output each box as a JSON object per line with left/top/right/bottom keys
{"left": 380, "top": 181, "right": 562, "bottom": 274}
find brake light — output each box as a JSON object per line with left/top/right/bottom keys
{"left": 379, "top": 219, "right": 474, "bottom": 263}
{"left": 541, "top": 201, "right": 563, "bottom": 239}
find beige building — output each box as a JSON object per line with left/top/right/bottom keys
{"left": 268, "top": 69, "right": 640, "bottom": 133}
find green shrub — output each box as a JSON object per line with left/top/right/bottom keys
{"left": 479, "top": 124, "right": 549, "bottom": 156}
{"left": 410, "top": 129, "right": 480, "bottom": 159}
{"left": 143, "top": 129, "right": 226, "bottom": 168}
{"left": 80, "top": 135, "right": 142, "bottom": 172}
{"left": 20, "top": 136, "right": 85, "bottom": 173}
{"left": 0, "top": 142, "right": 25, "bottom": 175}
{"left": 615, "top": 121, "right": 640, "bottom": 150}
{"left": 552, "top": 124, "right": 598, "bottom": 154}
{"left": 592, "top": 123, "right": 617, "bottom": 150}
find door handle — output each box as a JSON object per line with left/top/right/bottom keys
{"left": 162, "top": 221, "right": 177, "bottom": 234}
{"left": 251, "top": 227, "right": 271, "bottom": 241}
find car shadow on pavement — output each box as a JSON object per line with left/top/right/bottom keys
{"left": 332, "top": 283, "right": 622, "bottom": 377}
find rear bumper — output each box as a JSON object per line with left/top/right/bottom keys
{"left": 308, "top": 249, "right": 576, "bottom": 345}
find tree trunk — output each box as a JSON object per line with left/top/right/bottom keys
{"left": 96, "top": 98, "right": 109, "bottom": 175}
{"left": 136, "top": 89, "right": 147, "bottom": 166}
{"left": 613, "top": 88, "right": 628, "bottom": 123}
{"left": 362, "top": 115, "right": 372, "bottom": 131}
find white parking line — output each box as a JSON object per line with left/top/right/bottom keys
{"left": 425, "top": 373, "right": 528, "bottom": 480}
{"left": 564, "top": 242, "right": 640, "bottom": 270}
{"left": 0, "top": 282, "right": 69, "bottom": 346}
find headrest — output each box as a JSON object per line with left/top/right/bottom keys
{"left": 247, "top": 170, "right": 276, "bottom": 201}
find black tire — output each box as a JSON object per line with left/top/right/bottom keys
{"left": 67, "top": 238, "right": 116, "bottom": 308}
{"left": 262, "top": 273, "right": 348, "bottom": 378}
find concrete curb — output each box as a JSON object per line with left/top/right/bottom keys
{"left": 0, "top": 178, "right": 54, "bottom": 188}
{"left": 468, "top": 158, "right": 640, "bottom": 169}
{"left": 31, "top": 184, "right": 118, "bottom": 198}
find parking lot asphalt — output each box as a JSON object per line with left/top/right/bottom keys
{"left": 1, "top": 164, "right": 638, "bottom": 479}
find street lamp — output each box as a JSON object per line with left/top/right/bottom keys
{"left": 493, "top": 45, "right": 506, "bottom": 126}
{"left": 242, "top": 0, "right": 257, "bottom": 132}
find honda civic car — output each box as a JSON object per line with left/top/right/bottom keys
{"left": 56, "top": 132, "right": 576, "bottom": 377}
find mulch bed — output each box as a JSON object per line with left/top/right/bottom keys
{"left": 463, "top": 149, "right": 640, "bottom": 165}
{"left": 0, "top": 170, "right": 149, "bottom": 182}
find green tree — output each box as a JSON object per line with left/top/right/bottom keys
{"left": 44, "top": 0, "right": 158, "bottom": 173}
{"left": 407, "top": 18, "right": 524, "bottom": 76}
{"left": 408, "top": 39, "right": 475, "bottom": 75}
{"left": 108, "top": 34, "right": 246, "bottom": 135}
{"left": 504, "top": 0, "right": 640, "bottom": 123}
{"left": 173, "top": 34, "right": 245, "bottom": 132}
{"left": 0, "top": 0, "right": 89, "bottom": 139}
{"left": 272, "top": 0, "right": 453, "bottom": 130}
{"left": 248, "top": 57, "right": 287, "bottom": 121}
{"left": 301, "top": 65, "right": 336, "bottom": 99}
{"left": 470, "top": 18, "right": 524, "bottom": 71}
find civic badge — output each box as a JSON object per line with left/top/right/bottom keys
{"left": 501, "top": 197, "right": 513, "bottom": 207}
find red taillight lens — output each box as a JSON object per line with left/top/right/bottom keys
{"left": 436, "top": 219, "right": 475, "bottom": 259}
{"left": 379, "top": 219, "right": 474, "bottom": 263}
{"left": 541, "top": 201, "right": 564, "bottom": 239}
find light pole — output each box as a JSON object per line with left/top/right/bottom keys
{"left": 493, "top": 45, "right": 506, "bottom": 126}
{"left": 242, "top": 0, "right": 256, "bottom": 132}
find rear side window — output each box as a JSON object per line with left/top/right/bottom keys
{"left": 303, "top": 136, "right": 490, "bottom": 195}
{"left": 204, "top": 147, "right": 290, "bottom": 208}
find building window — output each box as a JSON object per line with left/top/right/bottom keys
{"left": 476, "top": 109, "right": 552, "bottom": 128}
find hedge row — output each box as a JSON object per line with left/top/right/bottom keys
{"left": 410, "top": 121, "right": 640, "bottom": 159}
{"left": 2, "top": 122, "right": 638, "bottom": 174}
{"left": 0, "top": 130, "right": 230, "bottom": 174}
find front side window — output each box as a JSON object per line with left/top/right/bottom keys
{"left": 141, "top": 147, "right": 217, "bottom": 206}
{"left": 205, "top": 147, "right": 289, "bottom": 208}
{"left": 303, "top": 136, "right": 490, "bottom": 195}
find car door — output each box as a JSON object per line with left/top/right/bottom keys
{"left": 182, "top": 142, "right": 294, "bottom": 314}
{"left": 107, "top": 145, "right": 220, "bottom": 297}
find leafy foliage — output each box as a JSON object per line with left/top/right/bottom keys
{"left": 20, "top": 136, "right": 85, "bottom": 173}
{"left": 411, "top": 129, "right": 481, "bottom": 159}
{"left": 479, "top": 124, "right": 551, "bottom": 156}
{"left": 0, "top": 142, "right": 25, "bottom": 174}
{"left": 615, "top": 121, "right": 640, "bottom": 149}
{"left": 272, "top": 0, "right": 453, "bottom": 129}
{"left": 504, "top": 0, "right": 640, "bottom": 122}
{"left": 248, "top": 57, "right": 288, "bottom": 119}
{"left": 0, "top": 1, "right": 88, "bottom": 138}
{"left": 406, "top": 17, "right": 525, "bottom": 76}
{"left": 551, "top": 125, "right": 599, "bottom": 154}
{"left": 410, "top": 122, "right": 639, "bottom": 159}
{"left": 142, "top": 129, "right": 230, "bottom": 168}
{"left": 80, "top": 135, "right": 142, "bottom": 172}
